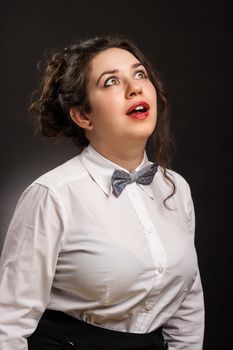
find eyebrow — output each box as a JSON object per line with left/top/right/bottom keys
{"left": 96, "top": 62, "right": 144, "bottom": 86}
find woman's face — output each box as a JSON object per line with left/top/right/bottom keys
{"left": 84, "top": 48, "right": 157, "bottom": 149}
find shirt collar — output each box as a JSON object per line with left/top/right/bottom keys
{"left": 79, "top": 144, "right": 155, "bottom": 199}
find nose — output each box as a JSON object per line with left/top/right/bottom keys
{"left": 125, "top": 81, "right": 142, "bottom": 99}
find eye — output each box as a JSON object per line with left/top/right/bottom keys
{"left": 135, "top": 70, "right": 147, "bottom": 79}
{"left": 104, "top": 77, "right": 120, "bottom": 87}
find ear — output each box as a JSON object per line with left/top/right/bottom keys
{"left": 69, "top": 107, "right": 93, "bottom": 130}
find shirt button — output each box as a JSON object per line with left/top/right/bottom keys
{"left": 144, "top": 303, "right": 153, "bottom": 311}
{"left": 155, "top": 266, "right": 164, "bottom": 275}
{"left": 145, "top": 227, "right": 153, "bottom": 234}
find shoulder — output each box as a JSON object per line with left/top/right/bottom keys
{"left": 31, "top": 154, "right": 87, "bottom": 191}
{"left": 157, "top": 166, "right": 191, "bottom": 192}
{"left": 156, "top": 166, "right": 193, "bottom": 212}
{"left": 15, "top": 154, "right": 88, "bottom": 214}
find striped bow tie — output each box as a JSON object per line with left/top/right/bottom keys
{"left": 111, "top": 163, "right": 157, "bottom": 197}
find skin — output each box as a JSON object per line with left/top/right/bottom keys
{"left": 70, "top": 48, "right": 157, "bottom": 171}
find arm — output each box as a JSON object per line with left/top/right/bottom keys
{"left": 0, "top": 184, "right": 65, "bottom": 350}
{"left": 163, "top": 270, "right": 204, "bottom": 350}
{"left": 163, "top": 180, "right": 205, "bottom": 350}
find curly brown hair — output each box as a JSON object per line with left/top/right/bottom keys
{"left": 29, "top": 36, "right": 176, "bottom": 207}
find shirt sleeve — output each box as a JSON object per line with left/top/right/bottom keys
{"left": 0, "top": 183, "right": 65, "bottom": 350}
{"left": 162, "top": 179, "right": 205, "bottom": 350}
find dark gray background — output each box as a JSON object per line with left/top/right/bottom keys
{"left": 0, "top": 1, "right": 232, "bottom": 349}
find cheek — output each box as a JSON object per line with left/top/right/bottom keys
{"left": 90, "top": 91, "right": 119, "bottom": 114}
{"left": 90, "top": 91, "right": 123, "bottom": 118}
{"left": 88, "top": 97, "right": 118, "bottom": 130}
{"left": 150, "top": 87, "right": 157, "bottom": 114}
{"left": 150, "top": 83, "right": 157, "bottom": 101}
{"left": 103, "top": 88, "right": 124, "bottom": 106}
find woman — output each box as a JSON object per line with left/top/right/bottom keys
{"left": 0, "top": 36, "right": 204, "bottom": 349}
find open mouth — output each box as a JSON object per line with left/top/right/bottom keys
{"left": 126, "top": 101, "right": 150, "bottom": 119}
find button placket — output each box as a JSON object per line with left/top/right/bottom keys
{"left": 126, "top": 185, "right": 167, "bottom": 278}
{"left": 126, "top": 186, "right": 154, "bottom": 233}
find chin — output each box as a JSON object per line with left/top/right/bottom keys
{"left": 124, "top": 119, "right": 156, "bottom": 142}
{"left": 136, "top": 123, "right": 156, "bottom": 138}
{"left": 128, "top": 130, "right": 154, "bottom": 142}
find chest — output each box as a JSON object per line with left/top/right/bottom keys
{"left": 54, "top": 182, "right": 197, "bottom": 303}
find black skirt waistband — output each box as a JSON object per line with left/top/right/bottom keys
{"left": 28, "top": 309, "right": 167, "bottom": 350}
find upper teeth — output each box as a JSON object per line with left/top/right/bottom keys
{"left": 135, "top": 106, "right": 144, "bottom": 111}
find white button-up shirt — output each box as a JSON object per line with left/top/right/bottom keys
{"left": 0, "top": 145, "right": 204, "bottom": 350}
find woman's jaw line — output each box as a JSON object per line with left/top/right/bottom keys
{"left": 88, "top": 138, "right": 148, "bottom": 172}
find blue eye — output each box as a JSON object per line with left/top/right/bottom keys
{"left": 135, "top": 70, "right": 147, "bottom": 79}
{"left": 104, "top": 77, "right": 119, "bottom": 87}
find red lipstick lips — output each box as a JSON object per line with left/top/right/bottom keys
{"left": 126, "top": 101, "right": 150, "bottom": 120}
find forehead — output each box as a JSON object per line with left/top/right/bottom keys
{"left": 89, "top": 48, "right": 140, "bottom": 77}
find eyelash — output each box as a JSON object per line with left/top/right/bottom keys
{"left": 103, "top": 70, "right": 148, "bottom": 88}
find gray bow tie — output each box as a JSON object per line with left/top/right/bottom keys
{"left": 111, "top": 163, "right": 157, "bottom": 197}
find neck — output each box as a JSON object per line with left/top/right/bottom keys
{"left": 90, "top": 141, "right": 146, "bottom": 172}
